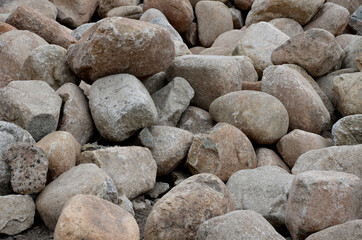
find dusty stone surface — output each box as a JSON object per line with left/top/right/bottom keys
{"left": 269, "top": 18, "right": 303, "bottom": 38}
{"left": 0, "top": 195, "right": 35, "bottom": 235}
{"left": 196, "top": 1, "right": 233, "bottom": 47}
{"left": 177, "top": 106, "right": 214, "bottom": 134}
{"left": 139, "top": 126, "right": 193, "bottom": 176}
{"left": 36, "top": 163, "right": 118, "bottom": 231}
{"left": 227, "top": 166, "right": 294, "bottom": 227}
{"left": 20, "top": 45, "right": 79, "bottom": 90}
{"left": 144, "top": 173, "right": 234, "bottom": 240}
{"left": 67, "top": 17, "right": 175, "bottom": 83}
{"left": 327, "top": 0, "right": 362, "bottom": 14}
{"left": 184, "top": 22, "right": 198, "bottom": 47}
{"left": 332, "top": 114, "right": 362, "bottom": 146}
{"left": 0, "top": 30, "right": 48, "bottom": 80}
{"left": 348, "top": 5, "right": 362, "bottom": 35}
{"left": 0, "top": 73, "right": 12, "bottom": 88}
{"left": 143, "top": 0, "right": 194, "bottom": 33}
{"left": 211, "top": 29, "right": 245, "bottom": 51}
{"left": 0, "top": 81, "right": 62, "bottom": 141}
{"left": 0, "top": 22, "right": 16, "bottom": 35}
{"left": 285, "top": 171, "right": 361, "bottom": 240}
{"left": 355, "top": 52, "right": 362, "bottom": 71}
{"left": 246, "top": 0, "right": 325, "bottom": 26}
{"left": 173, "top": 41, "right": 192, "bottom": 57}
{"left": 256, "top": 148, "right": 290, "bottom": 173}
{"left": 142, "top": 72, "right": 167, "bottom": 95}
{"left": 77, "top": 147, "right": 157, "bottom": 199}
{"left": 146, "top": 182, "right": 170, "bottom": 199}
{"left": 139, "top": 8, "right": 168, "bottom": 22}
{"left": 210, "top": 90, "right": 289, "bottom": 145}
{"left": 56, "top": 83, "right": 95, "bottom": 145}
{"left": 98, "top": 0, "right": 139, "bottom": 18}
{"left": 232, "top": 22, "right": 289, "bottom": 75}
{"left": 0, "top": 0, "right": 58, "bottom": 20}
{"left": 3, "top": 142, "right": 48, "bottom": 194}
{"left": 305, "top": 220, "right": 362, "bottom": 240}
{"left": 230, "top": 8, "right": 244, "bottom": 29}
{"left": 261, "top": 65, "right": 330, "bottom": 133}
{"left": 242, "top": 81, "right": 262, "bottom": 91}
{"left": 335, "top": 34, "right": 361, "bottom": 49}
{"left": 6, "top": 6, "right": 77, "bottom": 49}
{"left": 292, "top": 145, "right": 362, "bottom": 178}
{"left": 186, "top": 123, "right": 256, "bottom": 182}
{"left": 166, "top": 55, "right": 258, "bottom": 110}
{"left": 151, "top": 77, "right": 194, "bottom": 126}
{"left": 196, "top": 210, "right": 285, "bottom": 240}
{"left": 71, "top": 23, "right": 95, "bottom": 40}
{"left": 89, "top": 74, "right": 158, "bottom": 142}
{"left": 271, "top": 28, "right": 345, "bottom": 78}
{"left": 54, "top": 194, "right": 139, "bottom": 240}
{"left": 35, "top": 131, "right": 81, "bottom": 181}
{"left": 199, "top": 47, "right": 232, "bottom": 56}
{"left": 107, "top": 6, "right": 143, "bottom": 19}
{"left": 149, "top": 18, "right": 182, "bottom": 42}
{"left": 277, "top": 129, "right": 333, "bottom": 168}
{"left": 342, "top": 38, "right": 362, "bottom": 69}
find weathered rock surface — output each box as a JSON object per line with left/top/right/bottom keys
{"left": 89, "top": 74, "right": 158, "bottom": 142}
{"left": 271, "top": 28, "right": 345, "bottom": 78}
{"left": 256, "top": 148, "right": 290, "bottom": 173}
{"left": 292, "top": 145, "right": 362, "bottom": 178}
{"left": 139, "top": 8, "right": 168, "bottom": 22}
{"left": 355, "top": 52, "right": 362, "bottom": 71}
{"left": 209, "top": 90, "right": 289, "bottom": 145}
{"left": 144, "top": 173, "right": 234, "bottom": 240}
{"left": 196, "top": 210, "right": 285, "bottom": 240}
{"left": 139, "top": 126, "right": 193, "bottom": 176}
{"left": 54, "top": 194, "right": 139, "bottom": 240}
{"left": 67, "top": 17, "right": 175, "bottom": 83}
{"left": 332, "top": 114, "right": 362, "bottom": 146}
{"left": 35, "top": 131, "right": 81, "bottom": 181}
{"left": 327, "top": 0, "right": 361, "bottom": 14}
{"left": 142, "top": 72, "right": 167, "bottom": 95}
{"left": 335, "top": 34, "right": 361, "bottom": 49}
{"left": 211, "top": 29, "right": 245, "bottom": 51}
{"left": 0, "top": 0, "right": 58, "bottom": 20}
{"left": 0, "top": 195, "right": 35, "bottom": 235}
{"left": 36, "top": 163, "right": 118, "bottom": 231}
{"left": 177, "top": 106, "right": 215, "bottom": 134}
{"left": 268, "top": 18, "right": 303, "bottom": 38}
{"left": 286, "top": 171, "right": 361, "bottom": 240}
{"left": 186, "top": 123, "right": 256, "bottom": 182}
{"left": 0, "top": 22, "right": 16, "bottom": 35}
{"left": 166, "top": 55, "right": 258, "bottom": 110}
{"left": 107, "top": 6, "right": 143, "bottom": 19}
{"left": 0, "top": 73, "right": 13, "bottom": 88}
{"left": 230, "top": 8, "right": 244, "bottom": 29}
{"left": 98, "top": 0, "right": 139, "bottom": 18}
{"left": 71, "top": 23, "right": 96, "bottom": 40}
{"left": 0, "top": 81, "right": 62, "bottom": 141}
{"left": 341, "top": 38, "right": 362, "bottom": 69}
{"left": 348, "top": 5, "right": 362, "bottom": 35}
{"left": 227, "top": 166, "right": 294, "bottom": 227}
{"left": 20, "top": 45, "right": 79, "bottom": 90}
{"left": 305, "top": 220, "right": 362, "bottom": 240}
{"left": 149, "top": 18, "right": 183, "bottom": 42}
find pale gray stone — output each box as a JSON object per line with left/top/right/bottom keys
{"left": 332, "top": 114, "right": 362, "bottom": 146}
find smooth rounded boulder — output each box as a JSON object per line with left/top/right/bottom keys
{"left": 209, "top": 90, "right": 289, "bottom": 145}
{"left": 67, "top": 17, "right": 175, "bottom": 83}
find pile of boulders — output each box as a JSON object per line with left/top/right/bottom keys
{"left": 0, "top": 0, "right": 361, "bottom": 239}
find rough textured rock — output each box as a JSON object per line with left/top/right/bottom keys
{"left": 35, "top": 131, "right": 81, "bottom": 181}
{"left": 232, "top": 22, "right": 289, "bottom": 75}
{"left": 0, "top": 73, "right": 13, "bottom": 88}
{"left": 199, "top": 47, "right": 232, "bottom": 56}
{"left": 139, "top": 8, "right": 168, "bottom": 22}
{"left": 196, "top": 210, "right": 285, "bottom": 240}
{"left": 261, "top": 65, "right": 330, "bottom": 133}
{"left": 89, "top": 74, "right": 158, "bottom": 142}
{"left": 143, "top": 0, "right": 194, "bottom": 33}
{"left": 146, "top": 182, "right": 170, "bottom": 199}
{"left": 3, "top": 142, "right": 48, "bottom": 194}
{"left": 342, "top": 38, "right": 362, "bottom": 69}
{"left": 0, "top": 195, "right": 35, "bottom": 235}
{"left": 56, "top": 83, "right": 95, "bottom": 145}
{"left": 277, "top": 129, "right": 333, "bottom": 168}
{"left": 285, "top": 171, "right": 361, "bottom": 240}
{"left": 211, "top": 29, "right": 245, "bottom": 51}
{"left": 336, "top": 34, "right": 361, "bottom": 49}
{"left": 0, "top": 0, "right": 58, "bottom": 20}
{"left": 177, "top": 106, "right": 214, "bottom": 134}
{"left": 67, "top": 17, "right": 175, "bottom": 83}
{"left": 151, "top": 77, "right": 194, "bottom": 126}
{"left": 0, "top": 30, "right": 48, "bottom": 80}
{"left": 348, "top": 5, "right": 362, "bottom": 35}
{"left": 271, "top": 28, "right": 345, "bottom": 78}
{"left": 142, "top": 72, "right": 167, "bottom": 95}
{"left": 173, "top": 41, "right": 192, "bottom": 57}
{"left": 77, "top": 147, "right": 157, "bottom": 199}
{"left": 230, "top": 8, "right": 244, "bottom": 29}
{"left": 227, "top": 166, "right": 294, "bottom": 227}
{"left": 107, "top": 6, "right": 143, "bottom": 19}
{"left": 144, "top": 173, "right": 234, "bottom": 240}
{"left": 327, "top": 0, "right": 362, "bottom": 14}
{"left": 98, "top": 0, "right": 139, "bottom": 18}
{"left": 71, "top": 23, "right": 96, "bottom": 40}
{"left": 256, "top": 148, "right": 290, "bottom": 173}
{"left": 292, "top": 145, "right": 362, "bottom": 178}
{"left": 196, "top": 1, "right": 233, "bottom": 47}
{"left": 184, "top": 22, "right": 198, "bottom": 47}
{"left": 166, "top": 55, "right": 258, "bottom": 110}
{"left": 20, "top": 45, "right": 79, "bottom": 90}
{"left": 332, "top": 114, "right": 362, "bottom": 145}
{"left": 0, "top": 81, "right": 62, "bottom": 141}
{"left": 334, "top": 73, "right": 362, "bottom": 116}
{"left": 246, "top": 0, "right": 325, "bottom": 26}
{"left": 49, "top": 0, "right": 98, "bottom": 28}
{"left": 269, "top": 18, "right": 303, "bottom": 38}
{"left": 209, "top": 90, "right": 289, "bottom": 145}
{"left": 355, "top": 52, "right": 362, "bottom": 71}
{"left": 54, "top": 194, "right": 139, "bottom": 240}
{"left": 149, "top": 18, "right": 183, "bottom": 42}
{"left": 36, "top": 163, "right": 118, "bottom": 231}
{"left": 305, "top": 220, "right": 362, "bottom": 240}
{"left": 0, "top": 22, "right": 16, "bottom": 35}
{"left": 139, "top": 126, "right": 193, "bottom": 176}
{"left": 186, "top": 123, "right": 256, "bottom": 182}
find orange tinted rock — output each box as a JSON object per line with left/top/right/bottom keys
{"left": 0, "top": 22, "right": 16, "bottom": 35}
{"left": 256, "top": 148, "right": 290, "bottom": 173}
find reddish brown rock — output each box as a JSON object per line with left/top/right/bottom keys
{"left": 54, "top": 194, "right": 139, "bottom": 240}
{"left": 186, "top": 123, "right": 257, "bottom": 181}
{"left": 304, "top": 3, "right": 350, "bottom": 36}
{"left": 6, "top": 6, "right": 77, "bottom": 49}
{"left": 268, "top": 18, "right": 304, "bottom": 38}
{"left": 286, "top": 171, "right": 361, "bottom": 240}
{"left": 144, "top": 173, "right": 234, "bottom": 240}
{"left": 196, "top": 1, "right": 233, "bottom": 47}
{"left": 184, "top": 22, "right": 198, "bottom": 47}
{"left": 271, "top": 28, "right": 345, "bottom": 78}
{"left": 233, "top": 0, "right": 255, "bottom": 10}
{"left": 305, "top": 220, "right": 362, "bottom": 240}
{"left": 277, "top": 129, "right": 333, "bottom": 168}
{"left": 0, "top": 22, "right": 16, "bottom": 35}
{"left": 0, "top": 73, "right": 13, "bottom": 88}
{"left": 143, "top": 0, "right": 194, "bottom": 33}
{"left": 242, "top": 81, "right": 262, "bottom": 91}
{"left": 67, "top": 17, "right": 175, "bottom": 83}
{"left": 256, "top": 148, "right": 290, "bottom": 173}
{"left": 98, "top": 0, "right": 139, "bottom": 18}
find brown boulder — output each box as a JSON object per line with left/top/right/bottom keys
{"left": 256, "top": 148, "right": 290, "bottom": 173}
{"left": 0, "top": 22, "right": 16, "bottom": 35}
{"left": 98, "top": 0, "right": 139, "bottom": 18}
{"left": 268, "top": 18, "right": 303, "bottom": 38}
{"left": 327, "top": 0, "right": 361, "bottom": 14}
{"left": 334, "top": 73, "right": 362, "bottom": 116}
{"left": 0, "top": 73, "right": 13, "bottom": 88}
{"left": 177, "top": 106, "right": 215, "bottom": 134}
{"left": 305, "top": 220, "right": 362, "bottom": 240}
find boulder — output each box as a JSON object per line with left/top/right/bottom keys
{"left": 0, "top": 22, "right": 16, "bottom": 35}
{"left": 142, "top": 72, "right": 167, "bottom": 95}
{"left": 342, "top": 38, "right": 362, "bottom": 69}
{"left": 326, "top": 0, "right": 361, "bottom": 14}
{"left": 107, "top": 6, "right": 143, "bottom": 19}
{"left": 0, "top": 0, "right": 58, "bottom": 20}
{"left": 0, "top": 73, "right": 13, "bottom": 88}
{"left": 332, "top": 114, "right": 362, "bottom": 146}
{"left": 348, "top": 5, "right": 362, "bottom": 35}
{"left": 199, "top": 47, "right": 232, "bottom": 56}
{"left": 184, "top": 22, "right": 198, "bottom": 46}
{"left": 334, "top": 73, "right": 362, "bottom": 116}
{"left": 355, "top": 52, "right": 362, "bottom": 71}
{"left": 230, "top": 8, "right": 244, "bottom": 29}
{"left": 71, "top": 23, "right": 96, "bottom": 40}
{"left": 139, "top": 8, "right": 168, "bottom": 22}
{"left": 98, "top": 0, "right": 139, "bottom": 18}
{"left": 177, "top": 106, "right": 215, "bottom": 134}
{"left": 149, "top": 18, "right": 183, "bottom": 42}
{"left": 268, "top": 18, "right": 303, "bottom": 38}
{"left": 256, "top": 148, "right": 290, "bottom": 173}
{"left": 211, "top": 29, "right": 245, "bottom": 51}
{"left": 305, "top": 220, "right": 362, "bottom": 240}
{"left": 335, "top": 34, "right": 361, "bottom": 49}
